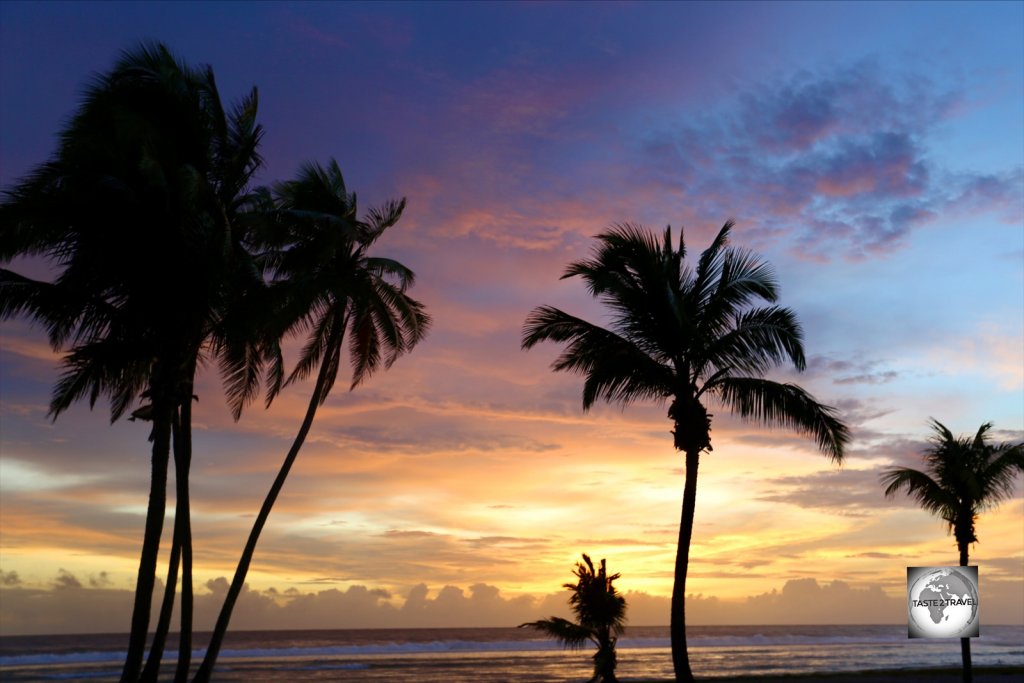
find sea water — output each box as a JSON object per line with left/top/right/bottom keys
{"left": 1, "top": 625, "right": 1021, "bottom": 682}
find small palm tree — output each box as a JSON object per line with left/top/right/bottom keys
{"left": 521, "top": 554, "right": 627, "bottom": 683}
{"left": 192, "top": 160, "right": 430, "bottom": 683}
{"left": 882, "top": 419, "right": 1023, "bottom": 683}
{"left": 522, "top": 222, "right": 848, "bottom": 683}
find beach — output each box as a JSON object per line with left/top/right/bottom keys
{"left": 672, "top": 670, "right": 1024, "bottom": 683}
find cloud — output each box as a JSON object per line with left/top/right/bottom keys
{"left": 979, "top": 555, "right": 1024, "bottom": 579}
{"left": 833, "top": 372, "right": 899, "bottom": 386}
{"left": 8, "top": 569, "right": 1020, "bottom": 636}
{"left": 734, "top": 578, "right": 903, "bottom": 624}
{"left": 806, "top": 132, "right": 928, "bottom": 200}
{"left": 0, "top": 582, "right": 136, "bottom": 635}
{"left": 758, "top": 465, "right": 926, "bottom": 514}
{"left": 52, "top": 568, "right": 83, "bottom": 590}
{"left": 0, "top": 331, "right": 62, "bottom": 363}
{"left": 89, "top": 571, "right": 112, "bottom": 588}
{"left": 918, "top": 321, "right": 1024, "bottom": 392}
{"left": 737, "top": 63, "right": 955, "bottom": 153}
{"left": 316, "top": 414, "right": 562, "bottom": 455}
{"left": 944, "top": 168, "right": 1024, "bottom": 224}
{"left": 1, "top": 4, "right": 1021, "bottom": 643}
{"left": 633, "top": 63, "right": 1023, "bottom": 261}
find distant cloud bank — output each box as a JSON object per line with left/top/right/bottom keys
{"left": 3, "top": 570, "right": 1021, "bottom": 636}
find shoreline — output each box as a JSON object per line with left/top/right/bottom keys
{"left": 2, "top": 663, "right": 1021, "bottom": 683}
{"left": 633, "top": 666, "right": 1024, "bottom": 683}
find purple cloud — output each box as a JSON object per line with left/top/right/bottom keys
{"left": 633, "top": 63, "right": 1021, "bottom": 261}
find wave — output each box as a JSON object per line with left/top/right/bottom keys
{"left": 686, "top": 633, "right": 908, "bottom": 647}
{"left": 1, "top": 641, "right": 557, "bottom": 668}
{"left": 0, "top": 651, "right": 121, "bottom": 667}
{"left": 0, "top": 636, "right": 942, "bottom": 668}
{"left": 3, "top": 626, "right": 1021, "bottom": 669}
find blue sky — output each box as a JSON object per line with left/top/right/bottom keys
{"left": 1, "top": 1, "right": 1021, "bottom": 634}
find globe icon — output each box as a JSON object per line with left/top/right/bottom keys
{"left": 908, "top": 567, "right": 979, "bottom": 637}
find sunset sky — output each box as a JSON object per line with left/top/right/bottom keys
{"left": 1, "top": 1, "right": 1022, "bottom": 635}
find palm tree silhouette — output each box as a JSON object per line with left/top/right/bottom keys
{"left": 192, "top": 160, "right": 431, "bottom": 682}
{"left": 522, "top": 222, "right": 848, "bottom": 682}
{"left": 0, "top": 43, "right": 268, "bottom": 682}
{"left": 882, "top": 419, "right": 1023, "bottom": 683}
{"left": 522, "top": 554, "right": 627, "bottom": 683}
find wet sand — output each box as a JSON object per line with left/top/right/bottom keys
{"left": 634, "top": 667, "right": 1023, "bottom": 683}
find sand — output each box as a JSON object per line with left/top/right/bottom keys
{"left": 641, "top": 670, "right": 1021, "bottom": 682}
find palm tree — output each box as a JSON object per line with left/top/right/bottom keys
{"left": 882, "top": 419, "right": 1023, "bottom": 683}
{"left": 0, "top": 43, "right": 268, "bottom": 682}
{"left": 522, "top": 222, "right": 848, "bottom": 682}
{"left": 521, "top": 554, "right": 627, "bottom": 683}
{"left": 192, "top": 160, "right": 431, "bottom": 683}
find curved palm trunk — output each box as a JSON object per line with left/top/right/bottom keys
{"left": 671, "top": 447, "right": 700, "bottom": 683}
{"left": 120, "top": 399, "right": 174, "bottom": 683}
{"left": 959, "top": 542, "right": 972, "bottom": 683}
{"left": 174, "top": 392, "right": 194, "bottom": 683}
{"left": 139, "top": 520, "right": 180, "bottom": 682}
{"left": 669, "top": 394, "right": 709, "bottom": 683}
{"left": 192, "top": 330, "right": 341, "bottom": 683}
{"left": 139, "top": 375, "right": 197, "bottom": 683}
{"left": 138, "top": 511, "right": 180, "bottom": 679}
{"left": 139, "top": 405, "right": 185, "bottom": 683}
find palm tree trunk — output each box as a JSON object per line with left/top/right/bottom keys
{"left": 595, "top": 637, "right": 619, "bottom": 683}
{"left": 138, "top": 519, "right": 180, "bottom": 682}
{"left": 191, "top": 330, "right": 342, "bottom": 683}
{"left": 670, "top": 447, "right": 700, "bottom": 683}
{"left": 959, "top": 542, "right": 972, "bottom": 683}
{"left": 138, "top": 404, "right": 185, "bottom": 682}
{"left": 120, "top": 398, "right": 173, "bottom": 683}
{"left": 174, "top": 391, "right": 194, "bottom": 683}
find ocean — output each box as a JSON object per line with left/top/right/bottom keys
{"left": 1, "top": 625, "right": 1021, "bottom": 682}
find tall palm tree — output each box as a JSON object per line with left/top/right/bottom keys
{"left": 192, "top": 160, "right": 431, "bottom": 683}
{"left": 0, "top": 43, "right": 268, "bottom": 682}
{"left": 521, "top": 554, "right": 627, "bottom": 683}
{"left": 882, "top": 419, "right": 1023, "bottom": 683}
{"left": 522, "top": 222, "right": 848, "bottom": 682}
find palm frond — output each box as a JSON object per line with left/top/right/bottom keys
{"left": 364, "top": 256, "right": 416, "bottom": 290}
{"left": 976, "top": 437, "right": 1024, "bottom": 512}
{"left": 522, "top": 306, "right": 672, "bottom": 410}
{"left": 362, "top": 199, "right": 407, "bottom": 243}
{"left": 347, "top": 304, "right": 382, "bottom": 390}
{"left": 0, "top": 270, "right": 59, "bottom": 327}
{"left": 698, "top": 305, "right": 806, "bottom": 380}
{"left": 519, "top": 617, "right": 594, "bottom": 651}
{"left": 971, "top": 422, "right": 994, "bottom": 451}
{"left": 286, "top": 308, "right": 343, "bottom": 388}
{"left": 215, "top": 336, "right": 265, "bottom": 421}
{"left": 49, "top": 338, "right": 150, "bottom": 422}
{"left": 562, "top": 222, "right": 658, "bottom": 295}
{"left": 690, "top": 219, "right": 732, "bottom": 309}
{"left": 263, "top": 341, "right": 286, "bottom": 407}
{"left": 713, "top": 377, "right": 847, "bottom": 462}
{"left": 697, "top": 246, "right": 779, "bottom": 341}
{"left": 880, "top": 467, "right": 956, "bottom": 519}
{"left": 221, "top": 86, "right": 264, "bottom": 198}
